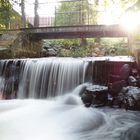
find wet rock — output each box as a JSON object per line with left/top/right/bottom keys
{"left": 118, "top": 86, "right": 140, "bottom": 110}
{"left": 81, "top": 92, "right": 93, "bottom": 107}
{"left": 128, "top": 76, "right": 137, "bottom": 86}
{"left": 108, "top": 80, "right": 126, "bottom": 97}
{"left": 130, "top": 68, "right": 140, "bottom": 87}
{"left": 81, "top": 85, "right": 108, "bottom": 107}
{"left": 41, "top": 44, "right": 58, "bottom": 57}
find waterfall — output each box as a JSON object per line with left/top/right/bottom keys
{"left": 0, "top": 58, "right": 91, "bottom": 99}
{"left": 0, "top": 56, "right": 135, "bottom": 99}
{"left": 0, "top": 60, "right": 21, "bottom": 99}
{"left": 0, "top": 57, "right": 139, "bottom": 140}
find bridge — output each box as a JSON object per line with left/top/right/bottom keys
{"left": 0, "top": 25, "right": 130, "bottom": 40}
{"left": 0, "top": 24, "right": 130, "bottom": 50}
{"left": 21, "top": 24, "right": 128, "bottom": 40}
{"left": 0, "top": 24, "right": 129, "bottom": 51}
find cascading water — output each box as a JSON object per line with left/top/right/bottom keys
{"left": 0, "top": 59, "right": 20, "bottom": 99}
{"left": 0, "top": 56, "right": 140, "bottom": 140}
{"left": 17, "top": 57, "right": 90, "bottom": 98}
{"left": 0, "top": 57, "right": 90, "bottom": 99}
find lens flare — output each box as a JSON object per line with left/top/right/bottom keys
{"left": 120, "top": 12, "right": 140, "bottom": 31}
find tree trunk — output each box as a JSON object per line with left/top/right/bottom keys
{"left": 80, "top": 38, "right": 87, "bottom": 47}
{"left": 21, "top": 0, "right": 26, "bottom": 28}
{"left": 34, "top": 0, "right": 39, "bottom": 27}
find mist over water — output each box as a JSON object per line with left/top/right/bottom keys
{"left": 0, "top": 84, "right": 140, "bottom": 140}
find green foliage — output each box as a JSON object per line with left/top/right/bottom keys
{"left": 0, "top": 0, "right": 12, "bottom": 29}
{"left": 55, "top": 0, "right": 96, "bottom": 26}
{"left": 120, "top": 0, "right": 139, "bottom": 11}
{"left": 126, "top": 0, "right": 140, "bottom": 11}
{"left": 59, "top": 45, "right": 91, "bottom": 57}
{"left": 46, "top": 39, "right": 81, "bottom": 48}
{"left": 45, "top": 39, "right": 91, "bottom": 57}
{"left": 0, "top": 0, "right": 22, "bottom": 29}
{"left": 46, "top": 38, "right": 129, "bottom": 57}
{"left": 55, "top": 0, "right": 140, "bottom": 26}
{"left": 101, "top": 38, "right": 129, "bottom": 56}
{"left": 54, "top": 0, "right": 98, "bottom": 54}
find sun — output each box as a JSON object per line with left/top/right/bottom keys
{"left": 120, "top": 11, "right": 140, "bottom": 32}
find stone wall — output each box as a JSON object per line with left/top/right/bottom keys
{"left": 0, "top": 31, "right": 42, "bottom": 59}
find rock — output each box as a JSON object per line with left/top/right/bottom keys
{"left": 81, "top": 92, "right": 93, "bottom": 107}
{"left": 128, "top": 76, "right": 137, "bottom": 86}
{"left": 93, "top": 47, "right": 100, "bottom": 55}
{"left": 108, "top": 80, "right": 126, "bottom": 97}
{"left": 41, "top": 44, "right": 58, "bottom": 57}
{"left": 118, "top": 86, "right": 140, "bottom": 110}
{"left": 81, "top": 85, "right": 108, "bottom": 107}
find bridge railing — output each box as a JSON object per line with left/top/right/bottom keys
{"left": 3, "top": 16, "right": 97, "bottom": 30}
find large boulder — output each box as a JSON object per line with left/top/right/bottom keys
{"left": 81, "top": 85, "right": 108, "bottom": 107}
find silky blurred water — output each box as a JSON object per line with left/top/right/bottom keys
{"left": 0, "top": 57, "right": 139, "bottom": 140}
{"left": 0, "top": 84, "right": 139, "bottom": 140}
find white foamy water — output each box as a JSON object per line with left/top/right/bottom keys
{"left": 0, "top": 85, "right": 139, "bottom": 140}
{"left": 0, "top": 57, "right": 139, "bottom": 140}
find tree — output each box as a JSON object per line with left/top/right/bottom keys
{"left": 0, "top": 0, "right": 12, "bottom": 29}
{"left": 55, "top": 0, "right": 96, "bottom": 26}
{"left": 34, "top": 0, "right": 39, "bottom": 27}
{"left": 125, "top": 0, "right": 140, "bottom": 11}
{"left": 21, "top": 0, "right": 26, "bottom": 28}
